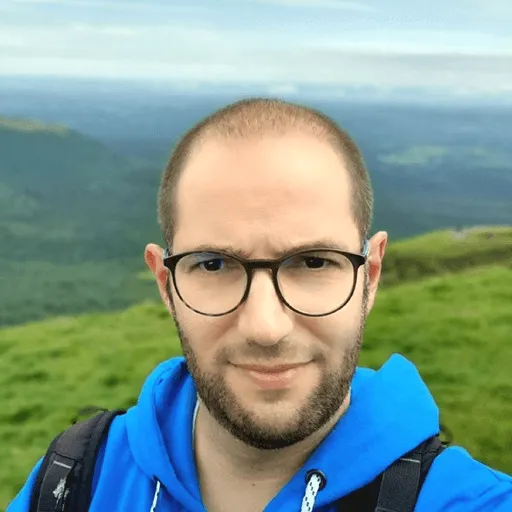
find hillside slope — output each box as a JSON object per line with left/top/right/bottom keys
{"left": 381, "top": 225, "right": 512, "bottom": 285}
{"left": 1, "top": 264, "right": 511, "bottom": 509}
{"left": 0, "top": 115, "right": 160, "bottom": 262}
{"left": 0, "top": 115, "right": 162, "bottom": 327}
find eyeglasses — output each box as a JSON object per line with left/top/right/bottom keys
{"left": 163, "top": 240, "right": 369, "bottom": 317}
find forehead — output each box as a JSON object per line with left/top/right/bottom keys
{"left": 173, "top": 134, "right": 359, "bottom": 256}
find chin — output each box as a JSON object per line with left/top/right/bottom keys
{"left": 234, "top": 388, "right": 312, "bottom": 424}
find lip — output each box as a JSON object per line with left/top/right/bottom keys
{"left": 235, "top": 363, "right": 308, "bottom": 373}
{"left": 233, "top": 362, "right": 310, "bottom": 390}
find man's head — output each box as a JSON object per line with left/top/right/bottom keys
{"left": 145, "top": 98, "right": 387, "bottom": 450}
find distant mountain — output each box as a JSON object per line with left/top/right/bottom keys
{"left": 1, "top": 89, "right": 511, "bottom": 240}
{"left": 0, "top": 116, "right": 162, "bottom": 327}
{"left": 0, "top": 115, "right": 161, "bottom": 263}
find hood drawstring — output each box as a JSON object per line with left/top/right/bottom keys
{"left": 150, "top": 479, "right": 162, "bottom": 512}
{"left": 301, "top": 470, "right": 326, "bottom": 512}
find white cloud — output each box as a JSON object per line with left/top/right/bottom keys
{"left": 265, "top": 84, "right": 301, "bottom": 96}
{"left": 8, "top": 0, "right": 105, "bottom": 5}
{"left": 4, "top": 0, "right": 207, "bottom": 16}
{"left": 3, "top": 46, "right": 512, "bottom": 97}
{"left": 69, "top": 23, "right": 140, "bottom": 37}
{"left": 1, "top": 1, "right": 511, "bottom": 96}
{"left": 252, "top": 0, "right": 374, "bottom": 11}
{"left": 309, "top": 29, "right": 512, "bottom": 55}
{"left": 460, "top": 0, "right": 512, "bottom": 18}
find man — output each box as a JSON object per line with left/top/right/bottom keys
{"left": 8, "top": 98, "right": 512, "bottom": 511}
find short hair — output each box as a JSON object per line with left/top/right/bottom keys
{"left": 158, "top": 98, "right": 373, "bottom": 249}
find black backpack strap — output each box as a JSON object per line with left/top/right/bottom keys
{"left": 334, "top": 434, "right": 447, "bottom": 512}
{"left": 29, "top": 409, "right": 125, "bottom": 512}
{"left": 375, "top": 435, "right": 446, "bottom": 512}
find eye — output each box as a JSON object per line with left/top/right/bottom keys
{"left": 190, "top": 254, "right": 226, "bottom": 272}
{"left": 282, "top": 251, "right": 349, "bottom": 272}
{"left": 185, "top": 252, "right": 241, "bottom": 273}
{"left": 283, "top": 254, "right": 334, "bottom": 269}
{"left": 303, "top": 256, "right": 328, "bottom": 269}
{"left": 200, "top": 258, "right": 224, "bottom": 272}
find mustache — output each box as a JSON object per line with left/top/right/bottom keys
{"left": 217, "top": 339, "right": 321, "bottom": 364}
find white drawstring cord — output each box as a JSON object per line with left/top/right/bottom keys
{"left": 149, "top": 400, "right": 197, "bottom": 512}
{"left": 300, "top": 471, "right": 324, "bottom": 512}
{"left": 150, "top": 479, "right": 161, "bottom": 512}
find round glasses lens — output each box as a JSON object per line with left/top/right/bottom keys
{"left": 174, "top": 252, "right": 247, "bottom": 315}
{"left": 277, "top": 250, "right": 355, "bottom": 315}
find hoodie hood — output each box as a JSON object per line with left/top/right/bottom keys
{"left": 125, "top": 353, "right": 440, "bottom": 511}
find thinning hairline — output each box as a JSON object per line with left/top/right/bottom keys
{"left": 162, "top": 123, "right": 365, "bottom": 246}
{"left": 172, "top": 126, "right": 358, "bottom": 203}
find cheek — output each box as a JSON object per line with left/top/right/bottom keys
{"left": 300, "top": 299, "right": 364, "bottom": 352}
{"left": 174, "top": 301, "right": 233, "bottom": 362}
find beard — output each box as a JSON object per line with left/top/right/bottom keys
{"left": 166, "top": 272, "right": 370, "bottom": 450}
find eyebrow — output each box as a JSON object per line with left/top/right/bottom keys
{"left": 187, "top": 239, "right": 355, "bottom": 259}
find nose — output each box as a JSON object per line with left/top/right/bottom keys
{"left": 236, "top": 270, "right": 293, "bottom": 346}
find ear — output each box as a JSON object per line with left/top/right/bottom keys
{"left": 144, "top": 243, "right": 172, "bottom": 311}
{"left": 365, "top": 231, "right": 388, "bottom": 313}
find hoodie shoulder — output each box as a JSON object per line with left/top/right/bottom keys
{"left": 417, "top": 446, "right": 512, "bottom": 511}
{"left": 6, "top": 458, "right": 43, "bottom": 512}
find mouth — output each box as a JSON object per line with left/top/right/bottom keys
{"left": 235, "top": 363, "right": 308, "bottom": 373}
{"left": 232, "top": 362, "right": 311, "bottom": 390}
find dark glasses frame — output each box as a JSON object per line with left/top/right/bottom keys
{"left": 163, "top": 239, "right": 370, "bottom": 317}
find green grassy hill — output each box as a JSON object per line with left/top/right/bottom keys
{"left": 1, "top": 261, "right": 511, "bottom": 509}
{"left": 381, "top": 225, "right": 512, "bottom": 285}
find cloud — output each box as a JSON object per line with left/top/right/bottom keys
{"left": 69, "top": 23, "right": 140, "bottom": 37}
{"left": 1, "top": 0, "right": 511, "bottom": 96}
{"left": 8, "top": 0, "right": 105, "bottom": 5}
{"left": 5, "top": 0, "right": 207, "bottom": 16}
{"left": 461, "top": 0, "right": 512, "bottom": 17}
{"left": 309, "top": 29, "right": 512, "bottom": 55}
{"left": 252, "top": 0, "right": 374, "bottom": 11}
{"left": 265, "top": 84, "right": 301, "bottom": 96}
{"left": 3, "top": 44, "right": 512, "bottom": 96}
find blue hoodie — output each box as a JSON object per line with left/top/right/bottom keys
{"left": 7, "top": 354, "right": 512, "bottom": 511}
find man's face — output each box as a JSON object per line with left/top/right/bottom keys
{"left": 148, "top": 133, "right": 386, "bottom": 449}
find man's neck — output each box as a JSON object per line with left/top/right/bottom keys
{"left": 193, "top": 393, "right": 350, "bottom": 511}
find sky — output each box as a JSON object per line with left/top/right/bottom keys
{"left": 1, "top": 0, "right": 512, "bottom": 96}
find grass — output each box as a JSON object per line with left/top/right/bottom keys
{"left": 380, "top": 225, "right": 512, "bottom": 286}
{"left": 364, "top": 264, "right": 512, "bottom": 472}
{"left": 0, "top": 259, "right": 160, "bottom": 327}
{"left": 1, "top": 261, "right": 511, "bottom": 509}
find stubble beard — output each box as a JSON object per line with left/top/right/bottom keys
{"left": 167, "top": 273, "right": 370, "bottom": 450}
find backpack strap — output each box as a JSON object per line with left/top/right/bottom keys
{"left": 375, "top": 435, "right": 446, "bottom": 512}
{"left": 335, "top": 434, "right": 447, "bottom": 511}
{"left": 29, "top": 409, "right": 125, "bottom": 512}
